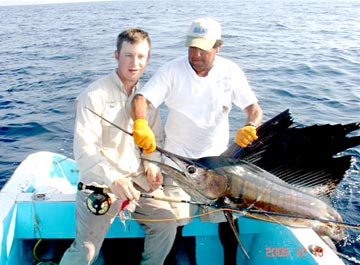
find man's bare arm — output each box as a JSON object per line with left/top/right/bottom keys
{"left": 244, "top": 102, "right": 263, "bottom": 127}
{"left": 132, "top": 94, "right": 151, "bottom": 120}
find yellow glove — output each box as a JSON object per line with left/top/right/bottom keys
{"left": 133, "top": 119, "right": 156, "bottom": 154}
{"left": 235, "top": 125, "right": 258, "bottom": 148}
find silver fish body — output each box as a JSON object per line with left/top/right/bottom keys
{"left": 85, "top": 107, "right": 356, "bottom": 245}
{"left": 155, "top": 153, "right": 345, "bottom": 243}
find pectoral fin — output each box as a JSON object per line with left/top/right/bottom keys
{"left": 223, "top": 210, "right": 250, "bottom": 260}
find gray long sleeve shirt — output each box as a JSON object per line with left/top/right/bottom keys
{"left": 74, "top": 71, "right": 163, "bottom": 191}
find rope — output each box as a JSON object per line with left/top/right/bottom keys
{"left": 32, "top": 239, "right": 43, "bottom": 263}
{"left": 52, "top": 156, "right": 68, "bottom": 179}
{"left": 31, "top": 156, "right": 69, "bottom": 264}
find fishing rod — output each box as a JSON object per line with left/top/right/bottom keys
{"left": 87, "top": 108, "right": 132, "bottom": 136}
{"left": 140, "top": 193, "right": 212, "bottom": 207}
{"left": 78, "top": 182, "right": 212, "bottom": 215}
{"left": 86, "top": 107, "right": 168, "bottom": 154}
{"left": 86, "top": 107, "right": 193, "bottom": 165}
{"left": 84, "top": 108, "right": 360, "bottom": 229}
{"left": 78, "top": 182, "right": 359, "bottom": 229}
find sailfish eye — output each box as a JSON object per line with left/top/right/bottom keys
{"left": 186, "top": 165, "right": 196, "bottom": 174}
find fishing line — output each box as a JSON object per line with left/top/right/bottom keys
{"left": 78, "top": 180, "right": 360, "bottom": 265}
{"left": 134, "top": 189, "right": 360, "bottom": 229}
{"left": 236, "top": 210, "right": 359, "bottom": 230}
{"left": 216, "top": 205, "right": 360, "bottom": 230}
{"left": 84, "top": 109, "right": 360, "bottom": 229}
{"left": 79, "top": 183, "right": 360, "bottom": 230}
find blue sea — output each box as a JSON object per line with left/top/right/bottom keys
{"left": 0, "top": 0, "right": 359, "bottom": 263}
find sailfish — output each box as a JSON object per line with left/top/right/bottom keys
{"left": 143, "top": 109, "right": 360, "bottom": 255}
{"left": 87, "top": 107, "right": 360, "bottom": 257}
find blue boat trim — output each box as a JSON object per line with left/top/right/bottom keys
{"left": 0, "top": 151, "right": 345, "bottom": 264}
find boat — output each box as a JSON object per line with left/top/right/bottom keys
{"left": 0, "top": 151, "right": 346, "bottom": 265}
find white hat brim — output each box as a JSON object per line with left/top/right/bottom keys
{"left": 185, "top": 36, "right": 217, "bottom": 51}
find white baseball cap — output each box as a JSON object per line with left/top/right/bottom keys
{"left": 185, "top": 17, "right": 222, "bottom": 51}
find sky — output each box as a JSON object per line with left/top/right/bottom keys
{"left": 0, "top": 0, "right": 110, "bottom": 6}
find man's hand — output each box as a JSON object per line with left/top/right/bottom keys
{"left": 235, "top": 125, "right": 258, "bottom": 148}
{"left": 133, "top": 119, "right": 156, "bottom": 154}
{"left": 146, "top": 166, "right": 163, "bottom": 191}
{"left": 111, "top": 177, "right": 140, "bottom": 201}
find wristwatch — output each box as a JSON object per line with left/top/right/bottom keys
{"left": 245, "top": 122, "right": 257, "bottom": 127}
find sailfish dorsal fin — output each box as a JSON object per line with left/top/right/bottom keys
{"left": 222, "top": 110, "right": 360, "bottom": 198}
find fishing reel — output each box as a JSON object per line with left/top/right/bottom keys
{"left": 77, "top": 182, "right": 112, "bottom": 215}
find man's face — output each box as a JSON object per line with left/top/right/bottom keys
{"left": 115, "top": 40, "right": 150, "bottom": 85}
{"left": 188, "top": 46, "right": 219, "bottom": 77}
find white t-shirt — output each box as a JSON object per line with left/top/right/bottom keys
{"left": 139, "top": 55, "right": 258, "bottom": 158}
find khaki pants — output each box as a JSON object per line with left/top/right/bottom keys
{"left": 133, "top": 185, "right": 180, "bottom": 265}
{"left": 59, "top": 190, "right": 114, "bottom": 265}
{"left": 60, "top": 185, "right": 185, "bottom": 265}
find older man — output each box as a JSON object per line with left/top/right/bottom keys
{"left": 132, "top": 18, "right": 263, "bottom": 264}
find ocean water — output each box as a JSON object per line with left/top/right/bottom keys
{"left": 0, "top": 0, "right": 359, "bottom": 263}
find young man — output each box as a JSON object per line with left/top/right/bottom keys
{"left": 60, "top": 29, "right": 178, "bottom": 265}
{"left": 132, "top": 18, "right": 263, "bottom": 264}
